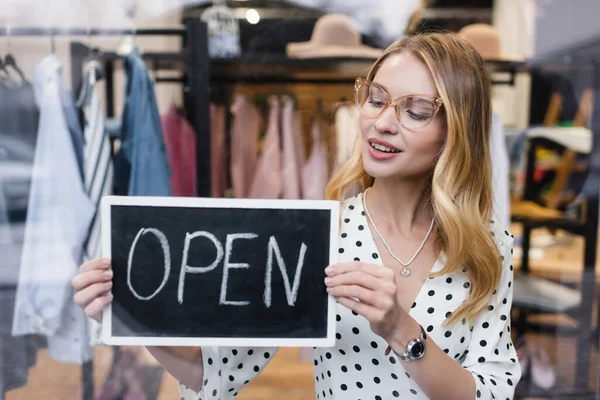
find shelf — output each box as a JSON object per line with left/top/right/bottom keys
{"left": 516, "top": 376, "right": 594, "bottom": 399}
{"left": 513, "top": 275, "right": 581, "bottom": 313}
{"left": 511, "top": 215, "right": 585, "bottom": 236}
{"left": 207, "top": 55, "right": 528, "bottom": 85}
{"left": 209, "top": 54, "right": 377, "bottom": 84}
{"left": 486, "top": 59, "right": 528, "bottom": 72}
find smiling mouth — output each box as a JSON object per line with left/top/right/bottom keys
{"left": 369, "top": 141, "right": 401, "bottom": 153}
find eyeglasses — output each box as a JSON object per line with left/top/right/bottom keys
{"left": 354, "top": 77, "right": 443, "bottom": 130}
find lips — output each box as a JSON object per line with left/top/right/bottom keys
{"left": 366, "top": 138, "right": 402, "bottom": 161}
{"left": 367, "top": 138, "right": 401, "bottom": 153}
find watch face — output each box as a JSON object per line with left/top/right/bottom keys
{"left": 410, "top": 341, "right": 426, "bottom": 359}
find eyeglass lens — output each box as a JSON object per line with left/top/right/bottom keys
{"left": 356, "top": 82, "right": 438, "bottom": 129}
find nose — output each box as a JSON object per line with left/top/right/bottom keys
{"left": 373, "top": 106, "right": 399, "bottom": 135}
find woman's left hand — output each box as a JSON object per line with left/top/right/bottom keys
{"left": 325, "top": 261, "right": 404, "bottom": 342}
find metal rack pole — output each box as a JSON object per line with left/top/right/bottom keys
{"left": 0, "top": 27, "right": 185, "bottom": 36}
{"left": 183, "top": 19, "right": 211, "bottom": 197}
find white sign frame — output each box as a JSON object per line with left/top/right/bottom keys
{"left": 101, "top": 195, "right": 339, "bottom": 347}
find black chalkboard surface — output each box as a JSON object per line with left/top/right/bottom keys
{"left": 100, "top": 196, "right": 339, "bottom": 347}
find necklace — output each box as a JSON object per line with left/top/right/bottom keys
{"left": 362, "top": 188, "right": 435, "bottom": 277}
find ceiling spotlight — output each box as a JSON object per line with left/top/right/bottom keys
{"left": 246, "top": 8, "right": 260, "bottom": 24}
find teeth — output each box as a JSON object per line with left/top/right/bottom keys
{"left": 370, "top": 142, "right": 400, "bottom": 153}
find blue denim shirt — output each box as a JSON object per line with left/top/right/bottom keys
{"left": 115, "top": 48, "right": 172, "bottom": 196}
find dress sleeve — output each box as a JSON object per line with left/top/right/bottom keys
{"left": 178, "top": 346, "right": 279, "bottom": 400}
{"left": 461, "top": 231, "right": 522, "bottom": 400}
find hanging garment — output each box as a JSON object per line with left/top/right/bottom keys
{"left": 292, "top": 107, "right": 306, "bottom": 181}
{"left": 80, "top": 62, "right": 114, "bottom": 261}
{"left": 335, "top": 104, "right": 361, "bottom": 170}
{"left": 490, "top": 113, "right": 511, "bottom": 229}
{"left": 281, "top": 96, "right": 301, "bottom": 199}
{"left": 210, "top": 104, "right": 227, "bottom": 198}
{"left": 249, "top": 96, "right": 283, "bottom": 199}
{"left": 114, "top": 47, "right": 172, "bottom": 197}
{"left": 0, "top": 73, "right": 41, "bottom": 398}
{"left": 12, "top": 55, "right": 95, "bottom": 364}
{"left": 230, "top": 95, "right": 260, "bottom": 198}
{"left": 0, "top": 289, "right": 38, "bottom": 400}
{"left": 61, "top": 83, "right": 85, "bottom": 184}
{"left": 0, "top": 183, "right": 11, "bottom": 246}
{"left": 77, "top": 62, "right": 115, "bottom": 345}
{"left": 0, "top": 80, "right": 39, "bottom": 148}
{"left": 301, "top": 118, "right": 329, "bottom": 200}
{"left": 162, "top": 104, "right": 197, "bottom": 197}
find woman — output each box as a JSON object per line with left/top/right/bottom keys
{"left": 73, "top": 31, "right": 521, "bottom": 399}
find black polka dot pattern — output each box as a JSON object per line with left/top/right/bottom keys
{"left": 179, "top": 196, "right": 521, "bottom": 400}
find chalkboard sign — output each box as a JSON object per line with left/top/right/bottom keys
{"left": 100, "top": 196, "right": 339, "bottom": 347}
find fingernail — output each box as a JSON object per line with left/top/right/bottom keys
{"left": 324, "top": 277, "right": 333, "bottom": 286}
{"left": 104, "top": 281, "right": 113, "bottom": 288}
{"left": 104, "top": 270, "right": 113, "bottom": 279}
{"left": 101, "top": 258, "right": 111, "bottom": 267}
{"left": 325, "top": 266, "right": 334, "bottom": 274}
{"left": 326, "top": 287, "right": 333, "bottom": 293}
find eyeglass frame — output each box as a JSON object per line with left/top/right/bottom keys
{"left": 354, "top": 77, "right": 444, "bottom": 129}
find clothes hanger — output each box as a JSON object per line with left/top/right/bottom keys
{"left": 77, "top": 28, "right": 105, "bottom": 108}
{"left": 117, "top": 25, "right": 136, "bottom": 56}
{"left": 2, "top": 26, "right": 25, "bottom": 87}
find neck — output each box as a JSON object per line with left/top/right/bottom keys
{"left": 366, "top": 176, "right": 433, "bottom": 235}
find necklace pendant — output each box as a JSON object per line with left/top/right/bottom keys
{"left": 400, "top": 267, "right": 411, "bottom": 277}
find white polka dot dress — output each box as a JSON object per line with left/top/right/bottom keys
{"left": 179, "top": 193, "right": 521, "bottom": 399}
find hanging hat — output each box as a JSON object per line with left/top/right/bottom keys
{"left": 458, "top": 23, "right": 524, "bottom": 61}
{"left": 287, "top": 14, "right": 383, "bottom": 59}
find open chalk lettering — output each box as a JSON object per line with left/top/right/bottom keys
{"left": 126, "top": 228, "right": 308, "bottom": 307}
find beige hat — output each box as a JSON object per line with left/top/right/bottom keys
{"left": 287, "top": 14, "right": 383, "bottom": 59}
{"left": 458, "top": 23, "right": 523, "bottom": 61}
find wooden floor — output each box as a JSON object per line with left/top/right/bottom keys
{"left": 6, "top": 225, "right": 600, "bottom": 400}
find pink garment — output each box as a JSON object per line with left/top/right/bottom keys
{"left": 249, "top": 96, "right": 283, "bottom": 199}
{"left": 302, "top": 118, "right": 328, "bottom": 200}
{"left": 293, "top": 108, "right": 306, "bottom": 179}
{"left": 161, "top": 104, "right": 197, "bottom": 197}
{"left": 230, "top": 95, "right": 261, "bottom": 198}
{"left": 281, "top": 96, "right": 301, "bottom": 199}
{"left": 210, "top": 104, "right": 227, "bottom": 198}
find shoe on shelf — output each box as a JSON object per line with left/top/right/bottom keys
{"left": 123, "top": 353, "right": 148, "bottom": 400}
{"left": 95, "top": 350, "right": 137, "bottom": 400}
{"left": 531, "top": 347, "right": 556, "bottom": 390}
{"left": 515, "top": 338, "right": 529, "bottom": 376}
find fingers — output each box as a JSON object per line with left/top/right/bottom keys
{"left": 72, "top": 267, "right": 113, "bottom": 292}
{"left": 326, "top": 261, "right": 394, "bottom": 280}
{"left": 336, "top": 296, "right": 380, "bottom": 320}
{"left": 79, "top": 257, "right": 111, "bottom": 274}
{"left": 72, "top": 258, "right": 113, "bottom": 323}
{"left": 327, "top": 284, "right": 393, "bottom": 309}
{"left": 84, "top": 293, "right": 113, "bottom": 323}
{"left": 325, "top": 270, "right": 395, "bottom": 295}
{"left": 74, "top": 280, "right": 113, "bottom": 309}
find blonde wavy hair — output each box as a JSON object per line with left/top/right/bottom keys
{"left": 325, "top": 32, "right": 502, "bottom": 326}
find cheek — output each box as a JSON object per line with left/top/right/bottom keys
{"left": 408, "top": 123, "right": 445, "bottom": 155}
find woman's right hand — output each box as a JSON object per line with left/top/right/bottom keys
{"left": 72, "top": 258, "right": 114, "bottom": 323}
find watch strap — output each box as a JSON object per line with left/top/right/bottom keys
{"left": 384, "top": 325, "right": 427, "bottom": 360}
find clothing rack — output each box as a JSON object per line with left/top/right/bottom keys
{"left": 0, "top": 20, "right": 210, "bottom": 400}
{"left": 511, "top": 39, "right": 600, "bottom": 399}
{"left": 0, "top": 22, "right": 211, "bottom": 197}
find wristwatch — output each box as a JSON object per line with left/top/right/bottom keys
{"left": 385, "top": 325, "right": 427, "bottom": 361}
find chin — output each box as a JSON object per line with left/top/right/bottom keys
{"left": 362, "top": 152, "right": 404, "bottom": 179}
{"left": 362, "top": 149, "right": 429, "bottom": 181}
